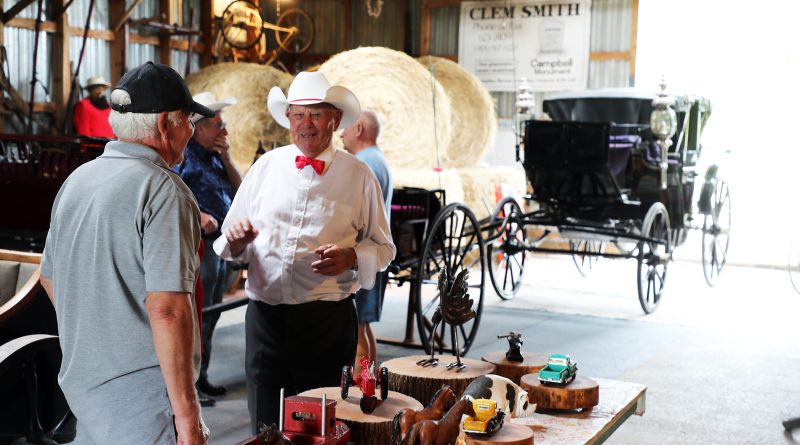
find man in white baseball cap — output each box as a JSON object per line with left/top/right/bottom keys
{"left": 174, "top": 91, "right": 243, "bottom": 407}
{"left": 214, "top": 71, "right": 395, "bottom": 432}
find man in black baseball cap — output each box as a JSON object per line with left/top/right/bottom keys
{"left": 41, "top": 61, "right": 211, "bottom": 444}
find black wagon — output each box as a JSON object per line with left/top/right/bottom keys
{"left": 484, "top": 87, "right": 730, "bottom": 314}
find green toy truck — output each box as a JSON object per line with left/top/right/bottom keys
{"left": 538, "top": 354, "right": 578, "bottom": 385}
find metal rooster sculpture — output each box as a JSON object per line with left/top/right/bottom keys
{"left": 416, "top": 267, "right": 475, "bottom": 370}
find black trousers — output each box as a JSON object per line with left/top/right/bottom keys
{"left": 245, "top": 297, "right": 358, "bottom": 433}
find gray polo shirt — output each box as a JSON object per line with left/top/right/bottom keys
{"left": 41, "top": 140, "right": 201, "bottom": 402}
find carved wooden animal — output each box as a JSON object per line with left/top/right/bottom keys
{"left": 391, "top": 385, "right": 456, "bottom": 445}
{"left": 404, "top": 398, "right": 475, "bottom": 445}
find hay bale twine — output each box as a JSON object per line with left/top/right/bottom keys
{"left": 457, "top": 165, "right": 527, "bottom": 221}
{"left": 392, "top": 168, "right": 465, "bottom": 207}
{"left": 320, "top": 47, "right": 453, "bottom": 170}
{"left": 185, "top": 62, "right": 293, "bottom": 172}
{"left": 417, "top": 56, "right": 497, "bottom": 169}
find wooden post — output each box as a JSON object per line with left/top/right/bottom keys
{"left": 199, "top": 0, "right": 212, "bottom": 67}
{"left": 629, "top": 0, "right": 639, "bottom": 85}
{"left": 420, "top": 0, "right": 431, "bottom": 56}
{"left": 158, "top": 0, "right": 172, "bottom": 66}
{"left": 51, "top": 0, "right": 71, "bottom": 133}
{"left": 109, "top": 0, "right": 126, "bottom": 83}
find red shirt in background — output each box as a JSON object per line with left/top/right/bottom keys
{"left": 73, "top": 97, "right": 114, "bottom": 138}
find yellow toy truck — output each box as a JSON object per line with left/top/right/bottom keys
{"left": 462, "top": 398, "right": 505, "bottom": 436}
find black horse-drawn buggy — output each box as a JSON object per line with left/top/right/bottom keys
{"left": 383, "top": 86, "right": 731, "bottom": 361}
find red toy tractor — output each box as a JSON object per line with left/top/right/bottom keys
{"left": 340, "top": 356, "right": 389, "bottom": 414}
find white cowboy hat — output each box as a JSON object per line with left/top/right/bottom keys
{"left": 191, "top": 92, "right": 238, "bottom": 123}
{"left": 84, "top": 75, "right": 111, "bottom": 89}
{"left": 267, "top": 71, "right": 360, "bottom": 130}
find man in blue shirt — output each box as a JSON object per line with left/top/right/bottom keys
{"left": 175, "top": 92, "right": 242, "bottom": 405}
{"left": 341, "top": 110, "right": 393, "bottom": 375}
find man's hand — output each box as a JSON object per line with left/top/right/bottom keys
{"left": 225, "top": 218, "right": 259, "bottom": 257}
{"left": 175, "top": 414, "right": 209, "bottom": 445}
{"left": 312, "top": 244, "right": 356, "bottom": 276}
{"left": 213, "top": 134, "right": 231, "bottom": 156}
{"left": 199, "top": 212, "right": 218, "bottom": 235}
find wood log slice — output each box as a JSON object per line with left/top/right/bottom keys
{"left": 464, "top": 424, "right": 534, "bottom": 445}
{"left": 520, "top": 374, "right": 599, "bottom": 411}
{"left": 383, "top": 355, "right": 495, "bottom": 404}
{"left": 481, "top": 351, "right": 549, "bottom": 385}
{"left": 300, "top": 387, "right": 422, "bottom": 445}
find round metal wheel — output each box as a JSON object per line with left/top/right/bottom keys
{"left": 487, "top": 197, "right": 526, "bottom": 300}
{"left": 789, "top": 241, "right": 800, "bottom": 295}
{"left": 414, "top": 203, "right": 485, "bottom": 357}
{"left": 221, "top": 0, "right": 264, "bottom": 50}
{"left": 275, "top": 8, "right": 314, "bottom": 54}
{"left": 569, "top": 240, "right": 603, "bottom": 277}
{"left": 702, "top": 180, "right": 731, "bottom": 286}
{"left": 637, "top": 202, "right": 671, "bottom": 314}
{"left": 360, "top": 396, "right": 378, "bottom": 414}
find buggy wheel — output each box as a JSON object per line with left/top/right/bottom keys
{"left": 415, "top": 203, "right": 485, "bottom": 357}
{"left": 789, "top": 241, "right": 800, "bottom": 295}
{"left": 569, "top": 240, "right": 603, "bottom": 277}
{"left": 360, "top": 396, "right": 378, "bottom": 414}
{"left": 487, "top": 197, "right": 526, "bottom": 300}
{"left": 340, "top": 366, "right": 351, "bottom": 400}
{"left": 637, "top": 203, "right": 670, "bottom": 314}
{"left": 702, "top": 180, "right": 731, "bottom": 286}
{"left": 220, "top": 0, "right": 264, "bottom": 50}
{"left": 275, "top": 8, "right": 314, "bottom": 54}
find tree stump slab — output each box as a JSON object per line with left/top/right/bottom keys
{"left": 464, "top": 424, "right": 534, "bottom": 445}
{"left": 481, "top": 351, "right": 549, "bottom": 385}
{"left": 520, "top": 374, "right": 599, "bottom": 411}
{"left": 300, "top": 387, "right": 422, "bottom": 445}
{"left": 383, "top": 355, "right": 496, "bottom": 403}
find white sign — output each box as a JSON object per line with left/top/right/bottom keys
{"left": 458, "top": 1, "right": 592, "bottom": 92}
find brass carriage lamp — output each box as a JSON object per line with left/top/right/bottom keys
{"left": 650, "top": 81, "right": 678, "bottom": 189}
{"left": 515, "top": 78, "right": 536, "bottom": 162}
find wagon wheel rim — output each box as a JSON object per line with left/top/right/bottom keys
{"left": 789, "top": 241, "right": 800, "bottom": 295}
{"left": 569, "top": 240, "right": 604, "bottom": 277}
{"left": 487, "top": 197, "right": 526, "bottom": 300}
{"left": 414, "top": 203, "right": 485, "bottom": 357}
{"left": 275, "top": 8, "right": 314, "bottom": 54}
{"left": 221, "top": 0, "right": 264, "bottom": 50}
{"left": 637, "top": 203, "right": 670, "bottom": 314}
{"left": 702, "top": 180, "right": 731, "bottom": 286}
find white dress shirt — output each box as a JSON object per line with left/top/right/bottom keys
{"left": 214, "top": 144, "right": 396, "bottom": 305}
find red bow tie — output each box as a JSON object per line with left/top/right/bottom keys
{"left": 295, "top": 155, "right": 325, "bottom": 175}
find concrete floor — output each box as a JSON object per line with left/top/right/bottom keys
{"left": 195, "top": 251, "right": 800, "bottom": 444}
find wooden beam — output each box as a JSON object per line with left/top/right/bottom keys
{"left": 629, "top": 0, "right": 639, "bottom": 83}
{"left": 421, "top": 0, "right": 431, "bottom": 56}
{"left": 112, "top": 0, "right": 142, "bottom": 32}
{"left": 589, "top": 51, "right": 632, "bottom": 61}
{"left": 199, "top": 0, "right": 212, "bottom": 67}
{"left": 51, "top": 0, "right": 70, "bottom": 132}
{"left": 342, "top": 0, "right": 350, "bottom": 50}
{"left": 158, "top": 0, "right": 172, "bottom": 66}
{"left": 108, "top": 0, "right": 126, "bottom": 82}
{"left": 2, "top": 0, "right": 35, "bottom": 23}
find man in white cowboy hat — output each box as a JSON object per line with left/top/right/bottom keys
{"left": 174, "top": 91, "right": 242, "bottom": 407}
{"left": 213, "top": 71, "right": 395, "bottom": 431}
{"left": 73, "top": 74, "right": 115, "bottom": 138}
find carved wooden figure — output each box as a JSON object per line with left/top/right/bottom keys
{"left": 405, "top": 398, "right": 475, "bottom": 445}
{"left": 390, "top": 385, "right": 456, "bottom": 445}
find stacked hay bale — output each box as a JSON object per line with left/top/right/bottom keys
{"left": 319, "top": 47, "right": 453, "bottom": 170}
{"left": 185, "top": 62, "right": 293, "bottom": 172}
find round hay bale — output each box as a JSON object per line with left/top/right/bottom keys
{"left": 457, "top": 165, "right": 527, "bottom": 221}
{"left": 392, "top": 168, "right": 465, "bottom": 206}
{"left": 417, "top": 56, "right": 497, "bottom": 169}
{"left": 186, "top": 62, "right": 293, "bottom": 172}
{"left": 320, "top": 47, "right": 453, "bottom": 170}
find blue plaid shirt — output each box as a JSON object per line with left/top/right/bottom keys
{"left": 174, "top": 138, "right": 234, "bottom": 238}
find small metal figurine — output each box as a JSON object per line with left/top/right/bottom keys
{"left": 497, "top": 332, "right": 524, "bottom": 362}
{"left": 416, "top": 267, "right": 475, "bottom": 371}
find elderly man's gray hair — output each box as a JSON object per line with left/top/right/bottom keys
{"left": 361, "top": 109, "right": 382, "bottom": 141}
{"left": 108, "top": 89, "right": 185, "bottom": 140}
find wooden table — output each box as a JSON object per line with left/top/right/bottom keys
{"left": 300, "top": 386, "right": 422, "bottom": 445}
{"left": 382, "top": 355, "right": 496, "bottom": 403}
{"left": 510, "top": 377, "right": 646, "bottom": 445}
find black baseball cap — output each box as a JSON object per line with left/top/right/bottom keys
{"left": 110, "top": 62, "right": 214, "bottom": 118}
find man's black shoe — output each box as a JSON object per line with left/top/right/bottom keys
{"left": 198, "top": 392, "right": 216, "bottom": 407}
{"left": 197, "top": 378, "right": 227, "bottom": 396}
